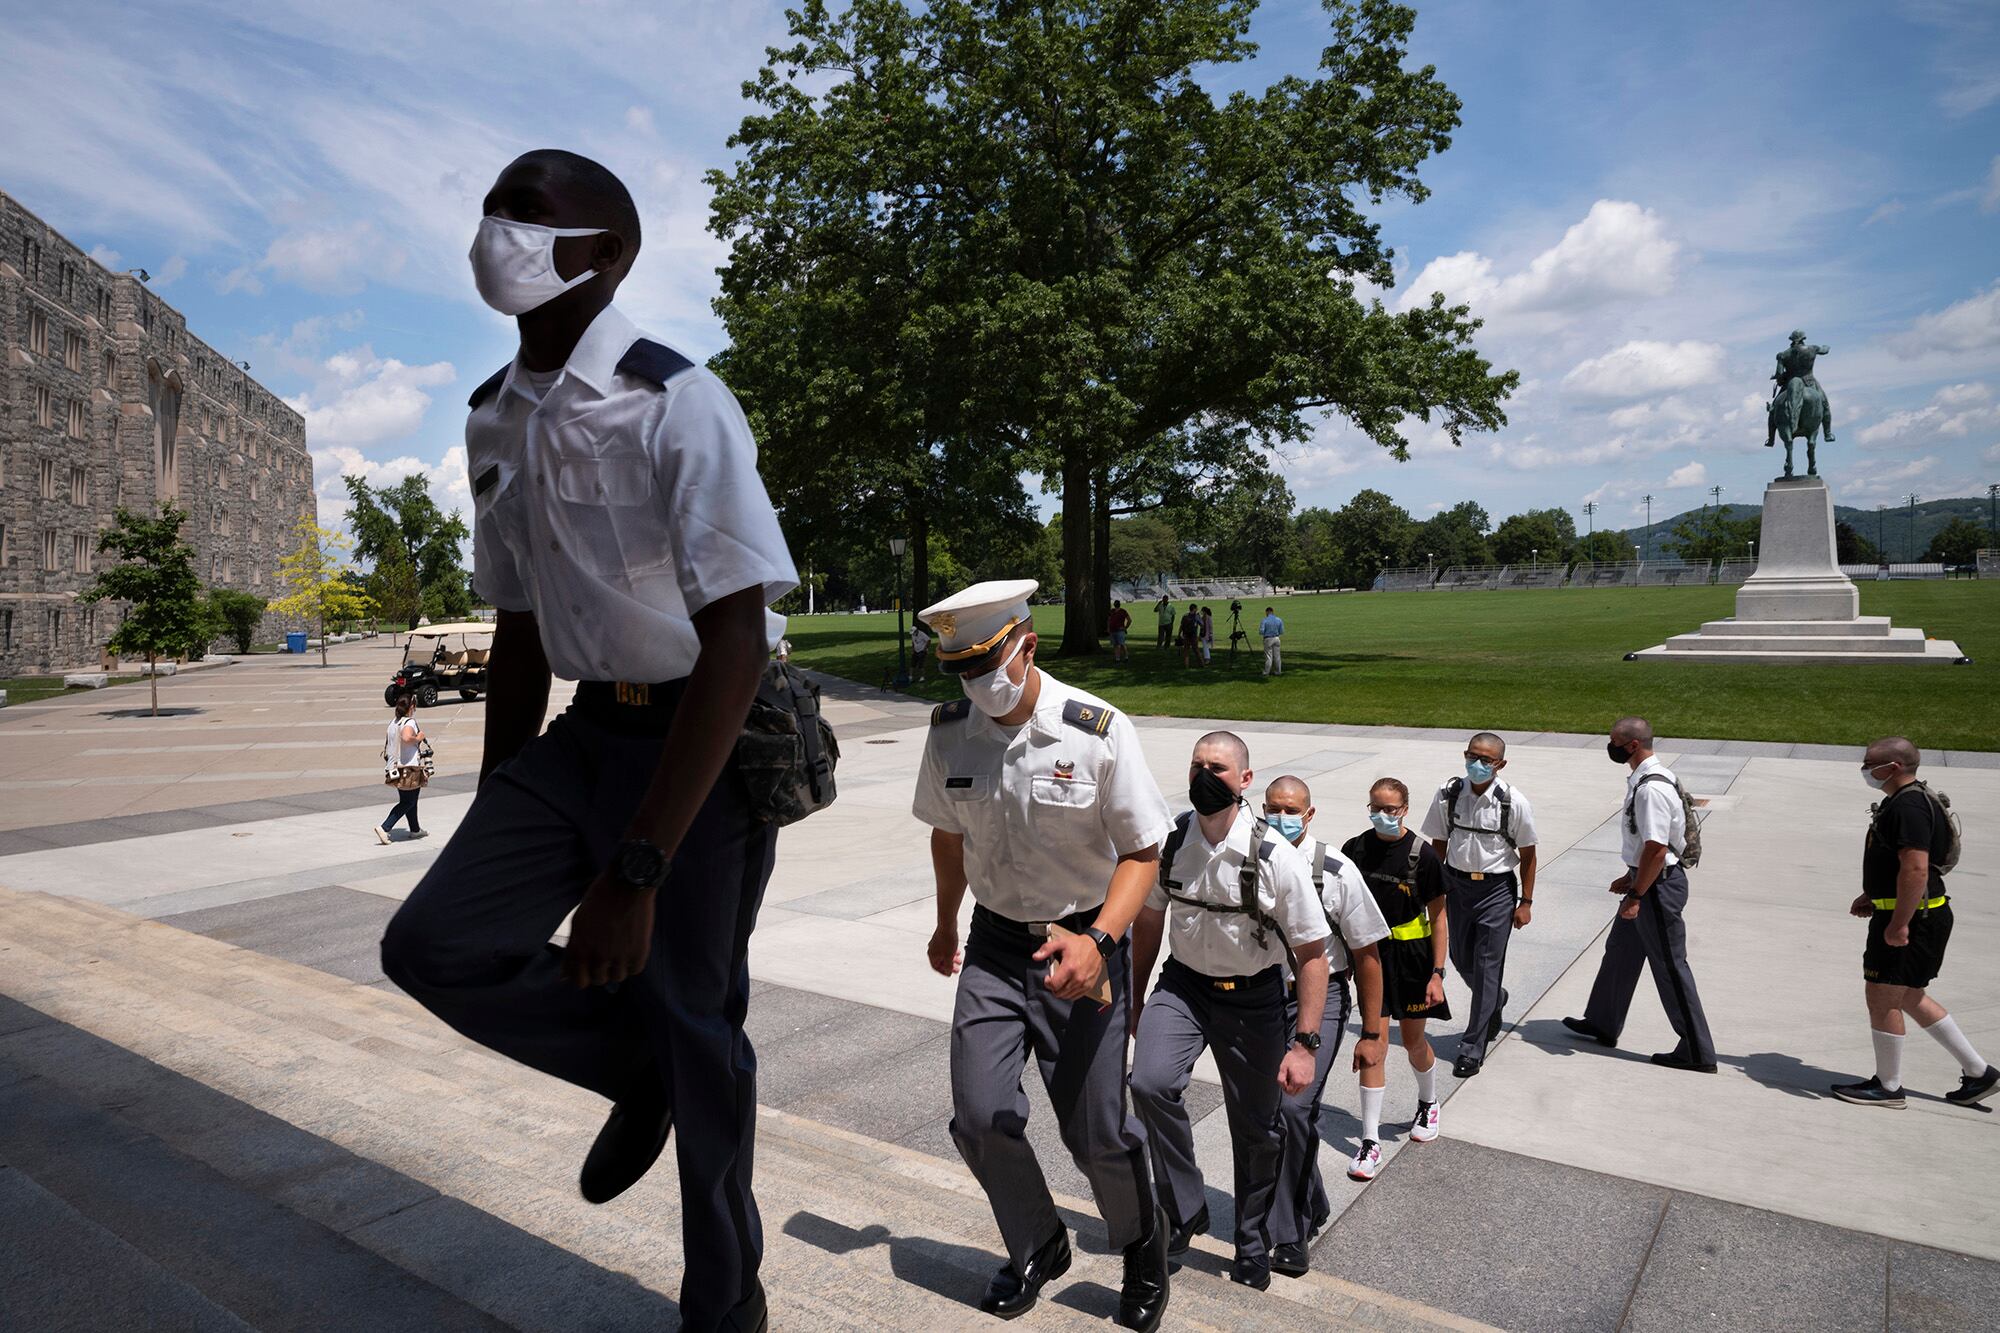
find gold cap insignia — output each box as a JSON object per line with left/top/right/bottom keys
{"left": 931, "top": 611, "right": 957, "bottom": 637}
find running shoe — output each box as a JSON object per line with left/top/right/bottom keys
{"left": 373, "top": 826, "right": 390, "bottom": 845}
{"left": 1410, "top": 1100, "right": 1440, "bottom": 1143}
{"left": 1829, "top": 1076, "right": 1905, "bottom": 1108}
{"left": 1346, "top": 1139, "right": 1382, "bottom": 1182}
{"left": 1945, "top": 1065, "right": 1999, "bottom": 1106}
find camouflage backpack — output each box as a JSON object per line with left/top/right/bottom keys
{"left": 736, "top": 661, "right": 840, "bottom": 827}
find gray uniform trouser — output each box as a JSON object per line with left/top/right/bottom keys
{"left": 951, "top": 907, "right": 1153, "bottom": 1268}
{"left": 1130, "top": 958, "right": 1289, "bottom": 1260}
{"left": 1269, "top": 969, "right": 1352, "bottom": 1248}
{"left": 1582, "top": 866, "right": 1716, "bottom": 1064}
{"left": 1444, "top": 866, "right": 1517, "bottom": 1061}
{"left": 379, "top": 705, "right": 776, "bottom": 1332}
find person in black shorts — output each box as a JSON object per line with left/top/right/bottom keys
{"left": 1831, "top": 736, "right": 1997, "bottom": 1109}
{"left": 1337, "top": 777, "right": 1450, "bottom": 1181}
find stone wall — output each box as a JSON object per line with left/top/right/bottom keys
{"left": 0, "top": 187, "right": 318, "bottom": 674}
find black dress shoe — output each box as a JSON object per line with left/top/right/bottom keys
{"left": 1230, "top": 1253, "right": 1272, "bottom": 1290}
{"left": 578, "top": 1091, "right": 673, "bottom": 1204}
{"left": 1650, "top": 1050, "right": 1718, "bottom": 1074}
{"left": 1562, "top": 1016, "right": 1616, "bottom": 1047}
{"left": 1270, "top": 1241, "right": 1310, "bottom": 1278}
{"left": 1452, "top": 1053, "right": 1482, "bottom": 1079}
{"left": 718, "top": 1280, "right": 769, "bottom": 1332}
{"left": 978, "top": 1227, "right": 1071, "bottom": 1319}
{"left": 1486, "top": 988, "right": 1509, "bottom": 1042}
{"left": 1166, "top": 1204, "right": 1209, "bottom": 1258}
{"left": 1116, "top": 1206, "right": 1170, "bottom": 1332}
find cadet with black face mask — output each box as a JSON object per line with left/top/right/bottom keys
{"left": 378, "top": 150, "right": 797, "bottom": 1333}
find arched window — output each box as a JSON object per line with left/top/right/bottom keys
{"left": 146, "top": 359, "right": 182, "bottom": 502}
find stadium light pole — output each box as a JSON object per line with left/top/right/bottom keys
{"left": 1582, "top": 500, "right": 1597, "bottom": 535}
{"left": 890, "top": 536, "right": 909, "bottom": 687}
{"left": 1989, "top": 482, "right": 1998, "bottom": 544}
{"left": 1905, "top": 493, "right": 1919, "bottom": 563}
{"left": 1642, "top": 494, "right": 1654, "bottom": 559}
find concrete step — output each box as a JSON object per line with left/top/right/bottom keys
{"left": 0, "top": 1163, "right": 258, "bottom": 1333}
{"left": 1694, "top": 616, "right": 1895, "bottom": 638}
{"left": 0, "top": 888, "right": 1486, "bottom": 1331}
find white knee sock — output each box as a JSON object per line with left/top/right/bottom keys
{"left": 1414, "top": 1063, "right": 1437, "bottom": 1104}
{"left": 1359, "top": 1084, "right": 1384, "bottom": 1143}
{"left": 1871, "top": 1029, "right": 1904, "bottom": 1091}
{"left": 1922, "top": 1015, "right": 1987, "bottom": 1076}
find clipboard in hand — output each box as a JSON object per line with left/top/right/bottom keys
{"left": 1045, "top": 923, "right": 1114, "bottom": 1009}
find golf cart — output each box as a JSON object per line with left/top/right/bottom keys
{"left": 385, "top": 622, "right": 494, "bottom": 707}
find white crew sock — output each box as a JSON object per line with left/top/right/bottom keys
{"left": 1922, "top": 1015, "right": 1988, "bottom": 1076}
{"left": 1414, "top": 1063, "right": 1437, "bottom": 1104}
{"left": 1871, "top": 1029, "right": 1904, "bottom": 1091}
{"left": 1359, "top": 1084, "right": 1384, "bottom": 1143}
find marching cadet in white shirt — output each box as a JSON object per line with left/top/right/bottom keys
{"left": 380, "top": 150, "right": 796, "bottom": 1333}
{"left": 1129, "top": 734, "right": 1335, "bottom": 1292}
{"left": 1260, "top": 775, "right": 1388, "bottom": 1278}
{"left": 912, "top": 580, "right": 1173, "bottom": 1331}
{"left": 1420, "top": 732, "right": 1539, "bottom": 1079}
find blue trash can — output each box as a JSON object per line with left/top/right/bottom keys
{"left": 286, "top": 631, "right": 308, "bottom": 654}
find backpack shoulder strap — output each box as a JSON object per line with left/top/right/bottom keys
{"left": 1494, "top": 782, "right": 1515, "bottom": 847}
{"left": 1442, "top": 778, "right": 1465, "bottom": 833}
{"left": 1405, "top": 834, "right": 1426, "bottom": 885}
{"left": 1160, "top": 811, "right": 1195, "bottom": 889}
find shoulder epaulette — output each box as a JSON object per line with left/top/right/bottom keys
{"left": 1061, "top": 699, "right": 1115, "bottom": 737}
{"left": 931, "top": 698, "right": 972, "bottom": 726}
{"left": 467, "top": 363, "right": 509, "bottom": 409}
{"left": 616, "top": 338, "right": 697, "bottom": 387}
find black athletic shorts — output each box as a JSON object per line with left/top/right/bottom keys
{"left": 1863, "top": 901, "right": 1953, "bottom": 988}
{"left": 1380, "top": 933, "right": 1450, "bottom": 1021}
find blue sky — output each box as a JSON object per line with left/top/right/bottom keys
{"left": 4, "top": 0, "right": 1995, "bottom": 537}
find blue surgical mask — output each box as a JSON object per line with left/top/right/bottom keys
{"left": 1370, "top": 811, "right": 1403, "bottom": 836}
{"left": 1466, "top": 759, "right": 1496, "bottom": 784}
{"left": 1270, "top": 812, "right": 1305, "bottom": 842}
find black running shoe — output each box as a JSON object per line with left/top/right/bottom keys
{"left": 1830, "top": 1076, "right": 1905, "bottom": 1108}
{"left": 1945, "top": 1065, "right": 1999, "bottom": 1106}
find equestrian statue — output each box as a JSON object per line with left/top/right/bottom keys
{"left": 1765, "top": 330, "right": 1835, "bottom": 477}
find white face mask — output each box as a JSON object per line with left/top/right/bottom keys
{"left": 1862, "top": 764, "right": 1892, "bottom": 792}
{"left": 960, "top": 637, "right": 1029, "bottom": 718}
{"left": 468, "top": 217, "right": 607, "bottom": 315}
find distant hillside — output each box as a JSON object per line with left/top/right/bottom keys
{"left": 1616, "top": 496, "right": 1995, "bottom": 562}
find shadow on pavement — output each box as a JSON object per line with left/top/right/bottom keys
{"left": 97, "top": 706, "right": 207, "bottom": 718}
{"left": 782, "top": 1210, "right": 1012, "bottom": 1313}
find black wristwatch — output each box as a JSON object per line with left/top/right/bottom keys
{"left": 1432, "top": 966, "right": 1447, "bottom": 978}
{"left": 1085, "top": 927, "right": 1118, "bottom": 959}
{"left": 1361, "top": 1029, "right": 1385, "bottom": 1041}
{"left": 612, "top": 838, "right": 669, "bottom": 893}
{"left": 1292, "top": 1030, "right": 1322, "bottom": 1053}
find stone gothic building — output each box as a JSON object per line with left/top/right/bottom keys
{"left": 1, "top": 187, "right": 317, "bottom": 675}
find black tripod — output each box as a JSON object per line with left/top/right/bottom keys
{"left": 1226, "top": 601, "right": 1248, "bottom": 659}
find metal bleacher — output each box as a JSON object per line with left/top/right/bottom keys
{"left": 1375, "top": 566, "right": 1437, "bottom": 592}
{"left": 1638, "top": 560, "right": 1714, "bottom": 587}
{"left": 1497, "top": 563, "right": 1568, "bottom": 589}
{"left": 1841, "top": 563, "right": 1946, "bottom": 581}
{"left": 1434, "top": 565, "right": 1503, "bottom": 590}
{"left": 1714, "top": 559, "right": 1756, "bottom": 585}
{"left": 1980, "top": 550, "right": 2000, "bottom": 578}
{"left": 1569, "top": 561, "right": 1642, "bottom": 588}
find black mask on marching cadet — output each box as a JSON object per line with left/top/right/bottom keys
{"left": 1607, "top": 741, "right": 1635, "bottom": 765}
{"left": 1189, "top": 766, "right": 1238, "bottom": 816}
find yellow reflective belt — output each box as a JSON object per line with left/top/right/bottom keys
{"left": 1871, "top": 895, "right": 1946, "bottom": 912}
{"left": 1388, "top": 915, "right": 1432, "bottom": 941}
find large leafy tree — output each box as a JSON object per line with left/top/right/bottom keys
{"left": 711, "top": 0, "right": 1514, "bottom": 656}
{"left": 342, "top": 474, "right": 470, "bottom": 626}
{"left": 1325, "top": 487, "right": 1415, "bottom": 587}
{"left": 1666, "top": 508, "right": 1760, "bottom": 564}
{"left": 79, "top": 502, "right": 209, "bottom": 717}
{"left": 1292, "top": 505, "right": 1341, "bottom": 589}
{"left": 1415, "top": 500, "right": 1492, "bottom": 568}
{"left": 1923, "top": 516, "right": 1987, "bottom": 565}
{"left": 1834, "top": 521, "right": 1881, "bottom": 566}
{"left": 1573, "top": 529, "right": 1635, "bottom": 565}
{"left": 1108, "top": 513, "right": 1182, "bottom": 581}
{"left": 1490, "top": 507, "right": 1576, "bottom": 565}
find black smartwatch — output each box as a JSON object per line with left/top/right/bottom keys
{"left": 612, "top": 838, "right": 669, "bottom": 893}
{"left": 1362, "top": 1029, "right": 1385, "bottom": 1041}
{"left": 1432, "top": 966, "right": 1447, "bottom": 978}
{"left": 1292, "top": 1030, "right": 1322, "bottom": 1053}
{"left": 1085, "top": 927, "right": 1118, "bottom": 959}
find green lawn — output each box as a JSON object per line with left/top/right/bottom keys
{"left": 787, "top": 583, "right": 1999, "bottom": 750}
{"left": 0, "top": 674, "right": 146, "bottom": 705}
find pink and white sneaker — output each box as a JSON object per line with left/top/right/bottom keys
{"left": 1410, "top": 1100, "right": 1440, "bottom": 1143}
{"left": 1347, "top": 1139, "right": 1382, "bottom": 1182}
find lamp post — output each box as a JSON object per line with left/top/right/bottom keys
{"left": 1642, "top": 494, "right": 1654, "bottom": 559}
{"left": 1905, "top": 492, "right": 1919, "bottom": 564}
{"left": 890, "top": 536, "right": 909, "bottom": 687}
{"left": 1531, "top": 546, "right": 1539, "bottom": 568}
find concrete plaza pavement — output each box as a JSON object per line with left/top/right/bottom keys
{"left": 2, "top": 638, "right": 1997, "bottom": 1329}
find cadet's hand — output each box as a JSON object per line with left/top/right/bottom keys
{"left": 1352, "top": 1033, "right": 1386, "bottom": 1074}
{"left": 1885, "top": 921, "right": 1910, "bottom": 948}
{"left": 927, "top": 925, "right": 962, "bottom": 978}
{"left": 1424, "top": 974, "right": 1445, "bottom": 1009}
{"left": 1608, "top": 873, "right": 1634, "bottom": 894}
{"left": 1512, "top": 901, "right": 1533, "bottom": 930}
{"left": 1278, "top": 1046, "right": 1315, "bottom": 1096}
{"left": 1618, "top": 895, "right": 1642, "bottom": 922}
{"left": 1848, "top": 894, "right": 1872, "bottom": 919}
{"left": 562, "top": 874, "right": 655, "bottom": 989}
{"left": 1033, "top": 932, "right": 1106, "bottom": 1004}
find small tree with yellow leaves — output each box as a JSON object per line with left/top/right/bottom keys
{"left": 270, "top": 518, "right": 375, "bottom": 667}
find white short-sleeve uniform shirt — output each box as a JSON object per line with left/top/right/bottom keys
{"left": 466, "top": 304, "right": 798, "bottom": 682}
{"left": 911, "top": 672, "right": 1173, "bottom": 923}
{"left": 1299, "top": 836, "right": 1391, "bottom": 972}
{"left": 1147, "top": 811, "right": 1332, "bottom": 978}
{"left": 1622, "top": 756, "right": 1684, "bottom": 868}
{"left": 1419, "top": 777, "right": 1538, "bottom": 874}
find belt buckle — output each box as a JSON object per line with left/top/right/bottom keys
{"left": 614, "top": 681, "right": 651, "bottom": 706}
{"left": 1027, "top": 921, "right": 1052, "bottom": 938}
{"left": 1214, "top": 979, "right": 1237, "bottom": 991}
{"left": 1468, "top": 871, "right": 1485, "bottom": 881}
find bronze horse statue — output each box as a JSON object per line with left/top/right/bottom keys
{"left": 1765, "top": 331, "right": 1834, "bottom": 478}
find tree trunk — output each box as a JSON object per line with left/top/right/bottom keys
{"left": 318, "top": 608, "right": 328, "bottom": 668}
{"left": 1091, "top": 464, "right": 1112, "bottom": 636}
{"left": 1057, "top": 449, "right": 1098, "bottom": 656}
{"left": 148, "top": 652, "right": 158, "bottom": 717}
{"left": 909, "top": 499, "right": 931, "bottom": 620}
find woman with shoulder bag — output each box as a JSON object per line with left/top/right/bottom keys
{"left": 376, "top": 693, "right": 430, "bottom": 844}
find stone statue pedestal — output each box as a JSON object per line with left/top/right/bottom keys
{"left": 1631, "top": 475, "right": 1965, "bottom": 665}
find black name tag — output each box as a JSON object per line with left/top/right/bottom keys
{"left": 474, "top": 465, "right": 500, "bottom": 497}
{"left": 945, "top": 777, "right": 974, "bottom": 789}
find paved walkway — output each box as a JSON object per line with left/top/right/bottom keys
{"left": 2, "top": 640, "right": 1996, "bottom": 1328}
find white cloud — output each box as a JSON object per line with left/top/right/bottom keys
{"left": 1985, "top": 156, "right": 2000, "bottom": 213}
{"left": 1664, "top": 461, "right": 1709, "bottom": 488}
{"left": 1832, "top": 454, "right": 1941, "bottom": 505}
{"left": 285, "top": 346, "right": 456, "bottom": 451}
{"left": 88, "top": 244, "right": 121, "bottom": 267}
{"left": 260, "top": 221, "right": 406, "bottom": 295}
{"left": 1561, "top": 340, "right": 1727, "bottom": 400}
{"left": 1396, "top": 200, "right": 1679, "bottom": 317}
{"left": 1856, "top": 382, "right": 2000, "bottom": 447}
{"left": 1936, "top": 381, "right": 1992, "bottom": 408}
{"left": 1864, "top": 200, "right": 1906, "bottom": 227}
{"left": 1889, "top": 281, "right": 2000, "bottom": 357}
{"left": 151, "top": 254, "right": 188, "bottom": 288}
